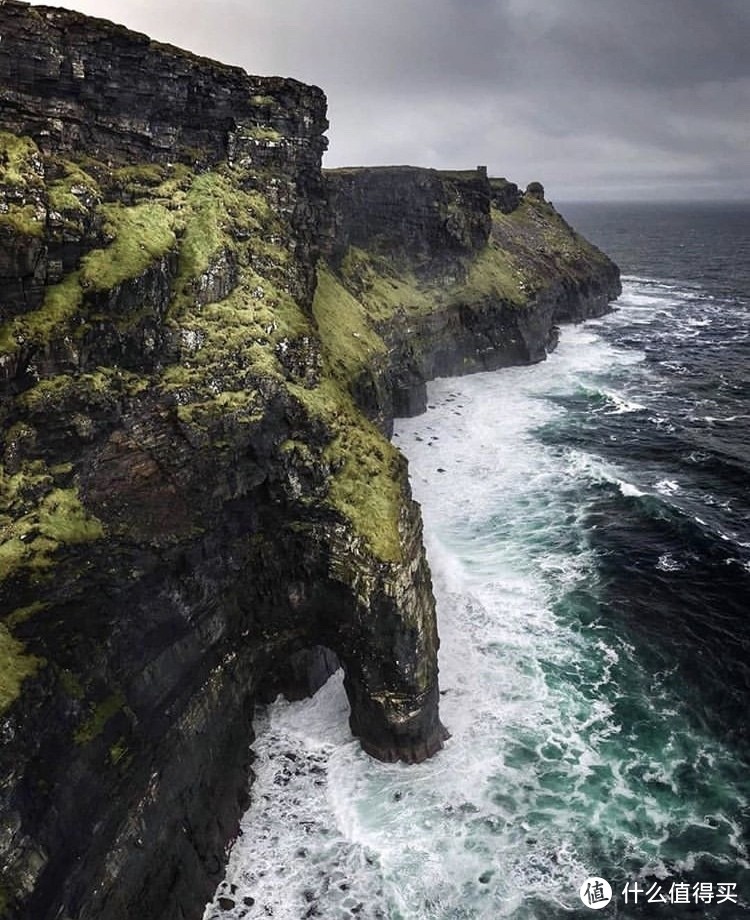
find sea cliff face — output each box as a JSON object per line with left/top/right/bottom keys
{"left": 321, "top": 167, "right": 621, "bottom": 423}
{"left": 0, "top": 4, "right": 620, "bottom": 919}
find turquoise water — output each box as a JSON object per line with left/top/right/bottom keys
{"left": 204, "top": 284, "right": 750, "bottom": 919}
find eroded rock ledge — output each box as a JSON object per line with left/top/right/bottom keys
{"left": 0, "top": 4, "right": 619, "bottom": 919}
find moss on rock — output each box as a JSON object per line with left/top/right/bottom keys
{"left": 74, "top": 692, "right": 125, "bottom": 744}
{"left": 81, "top": 201, "right": 176, "bottom": 292}
{"left": 0, "top": 622, "right": 42, "bottom": 714}
{"left": 0, "top": 470, "right": 105, "bottom": 583}
{"left": 290, "top": 378, "right": 402, "bottom": 563}
{"left": 18, "top": 369, "right": 149, "bottom": 413}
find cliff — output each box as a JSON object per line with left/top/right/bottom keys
{"left": 321, "top": 167, "right": 620, "bottom": 423}
{"left": 0, "top": 4, "right": 620, "bottom": 920}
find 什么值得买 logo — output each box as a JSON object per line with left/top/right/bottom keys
{"left": 579, "top": 877, "right": 612, "bottom": 910}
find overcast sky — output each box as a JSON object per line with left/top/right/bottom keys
{"left": 29, "top": 0, "right": 750, "bottom": 200}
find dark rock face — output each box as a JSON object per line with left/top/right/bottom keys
{"left": 0, "top": 1, "right": 327, "bottom": 169}
{"left": 324, "top": 166, "right": 491, "bottom": 273}
{"left": 489, "top": 177, "right": 522, "bottom": 214}
{"left": 525, "top": 180, "right": 545, "bottom": 200}
{"left": 0, "top": 6, "right": 445, "bottom": 920}
{"left": 0, "top": 6, "right": 620, "bottom": 920}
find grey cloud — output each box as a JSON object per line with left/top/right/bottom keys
{"left": 537, "top": 0, "right": 750, "bottom": 90}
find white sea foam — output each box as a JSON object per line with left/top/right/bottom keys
{"left": 703, "top": 414, "right": 750, "bottom": 424}
{"left": 618, "top": 480, "right": 646, "bottom": 497}
{"left": 656, "top": 553, "right": 684, "bottom": 573}
{"left": 603, "top": 390, "right": 646, "bottom": 413}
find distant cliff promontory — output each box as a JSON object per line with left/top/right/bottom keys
{"left": 0, "top": 3, "right": 620, "bottom": 918}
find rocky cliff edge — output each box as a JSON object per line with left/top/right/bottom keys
{"left": 0, "top": 4, "right": 620, "bottom": 919}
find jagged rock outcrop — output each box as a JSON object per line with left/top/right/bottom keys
{"left": 0, "top": 5, "right": 620, "bottom": 920}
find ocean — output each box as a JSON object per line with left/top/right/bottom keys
{"left": 204, "top": 202, "right": 750, "bottom": 919}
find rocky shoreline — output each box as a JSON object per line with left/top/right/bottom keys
{"left": 0, "top": 3, "right": 619, "bottom": 918}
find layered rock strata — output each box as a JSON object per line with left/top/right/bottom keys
{"left": 0, "top": 4, "right": 620, "bottom": 920}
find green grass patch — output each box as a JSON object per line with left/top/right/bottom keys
{"left": 290, "top": 378, "right": 403, "bottom": 563}
{"left": 81, "top": 202, "right": 176, "bottom": 292}
{"left": 0, "top": 623, "right": 42, "bottom": 714}
{"left": 171, "top": 170, "right": 274, "bottom": 311}
{"left": 0, "top": 132, "right": 46, "bottom": 237}
{"left": 241, "top": 126, "right": 283, "bottom": 143}
{"left": 0, "top": 460, "right": 52, "bottom": 508}
{"left": 175, "top": 389, "right": 264, "bottom": 428}
{"left": 460, "top": 241, "right": 526, "bottom": 304}
{"left": 47, "top": 159, "right": 101, "bottom": 215}
{"left": 174, "top": 173, "right": 239, "bottom": 290}
{"left": 338, "top": 240, "right": 527, "bottom": 321}
{"left": 108, "top": 162, "right": 193, "bottom": 202}
{"left": 338, "top": 247, "right": 437, "bottom": 320}
{"left": 109, "top": 737, "right": 129, "bottom": 765}
{"left": 74, "top": 692, "right": 125, "bottom": 744}
{"left": 18, "top": 369, "right": 150, "bottom": 413}
{"left": 0, "top": 481, "right": 105, "bottom": 583}
{"left": 0, "top": 202, "right": 45, "bottom": 238}
{"left": 153, "top": 164, "right": 193, "bottom": 200}
{"left": 5, "top": 602, "right": 48, "bottom": 629}
{"left": 0, "top": 132, "right": 41, "bottom": 187}
{"left": 165, "top": 295, "right": 279, "bottom": 383}
{"left": 0, "top": 272, "right": 84, "bottom": 353}
{"left": 312, "top": 265, "right": 386, "bottom": 386}
{"left": 111, "top": 163, "right": 166, "bottom": 187}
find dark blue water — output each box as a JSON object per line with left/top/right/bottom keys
{"left": 559, "top": 202, "right": 750, "bottom": 751}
